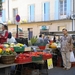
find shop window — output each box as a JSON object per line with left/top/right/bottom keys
{"left": 58, "top": 26, "right": 66, "bottom": 31}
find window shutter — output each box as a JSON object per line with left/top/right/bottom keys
{"left": 67, "top": 0, "right": 71, "bottom": 16}
{"left": 44, "top": 2, "right": 50, "bottom": 21}
{"left": 2, "top": 9, "right": 6, "bottom": 22}
{"left": 55, "top": 0, "right": 59, "bottom": 20}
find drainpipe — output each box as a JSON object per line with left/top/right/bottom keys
{"left": 8, "top": 0, "right": 9, "bottom": 20}
{"left": 72, "top": 0, "right": 74, "bottom": 31}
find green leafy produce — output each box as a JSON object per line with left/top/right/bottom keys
{"left": 30, "top": 36, "right": 37, "bottom": 45}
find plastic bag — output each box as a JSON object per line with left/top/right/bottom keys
{"left": 70, "top": 51, "right": 75, "bottom": 62}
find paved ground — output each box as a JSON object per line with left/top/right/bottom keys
{"left": 48, "top": 67, "right": 75, "bottom": 75}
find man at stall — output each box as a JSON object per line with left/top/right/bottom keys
{"left": 60, "top": 28, "right": 73, "bottom": 70}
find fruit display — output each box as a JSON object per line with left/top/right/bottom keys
{"left": 14, "top": 43, "right": 24, "bottom": 52}
{"left": 0, "top": 43, "right": 25, "bottom": 55}
{"left": 0, "top": 47, "right": 16, "bottom": 64}
{"left": 0, "top": 44, "right": 4, "bottom": 49}
{"left": 49, "top": 43, "right": 57, "bottom": 49}
{"left": 34, "top": 52, "right": 52, "bottom": 60}
{"left": 14, "top": 43, "right": 24, "bottom": 47}
{"left": 0, "top": 43, "right": 24, "bottom": 48}
{"left": 4, "top": 44, "right": 10, "bottom": 48}
{"left": 15, "top": 53, "right": 32, "bottom": 63}
{"left": 0, "top": 48, "right": 16, "bottom": 55}
{"left": 0, "top": 43, "right": 25, "bottom": 53}
{"left": 0, "top": 43, "right": 53, "bottom": 64}
{"left": 24, "top": 52, "right": 52, "bottom": 61}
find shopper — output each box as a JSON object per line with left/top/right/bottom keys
{"left": 0, "top": 25, "right": 8, "bottom": 44}
{"left": 37, "top": 34, "right": 44, "bottom": 43}
{"left": 7, "top": 32, "right": 16, "bottom": 43}
{"left": 53, "top": 36, "right": 56, "bottom": 42}
{"left": 60, "top": 28, "right": 73, "bottom": 70}
{"left": 44, "top": 36, "right": 50, "bottom": 44}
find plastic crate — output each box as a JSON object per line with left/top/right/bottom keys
{"left": 43, "top": 54, "right": 52, "bottom": 60}
{"left": 14, "top": 46, "right": 25, "bottom": 52}
{"left": 32, "top": 55, "right": 42, "bottom": 61}
{"left": 15, "top": 56, "right": 32, "bottom": 63}
{"left": 38, "top": 46, "right": 46, "bottom": 50}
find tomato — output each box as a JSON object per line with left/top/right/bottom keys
{"left": 0, "top": 44, "right": 4, "bottom": 49}
{"left": 19, "top": 53, "right": 25, "bottom": 57}
{"left": 3, "top": 48, "right": 6, "bottom": 51}
{"left": 10, "top": 48, "right": 14, "bottom": 52}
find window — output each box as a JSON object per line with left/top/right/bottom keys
{"left": 58, "top": 26, "right": 66, "bottom": 31}
{"left": 29, "top": 4, "right": 35, "bottom": 22}
{"left": 59, "top": 0, "right": 67, "bottom": 15}
{"left": 43, "top": 2, "right": 50, "bottom": 21}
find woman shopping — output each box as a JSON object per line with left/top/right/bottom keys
{"left": 0, "top": 25, "right": 8, "bottom": 44}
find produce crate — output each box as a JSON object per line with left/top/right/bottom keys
{"left": 15, "top": 56, "right": 32, "bottom": 63}
{"left": 32, "top": 55, "right": 42, "bottom": 61}
{"left": 38, "top": 46, "right": 46, "bottom": 50}
{"left": 43, "top": 53, "right": 52, "bottom": 60}
{"left": 14, "top": 46, "right": 25, "bottom": 52}
{"left": 35, "top": 52, "right": 52, "bottom": 60}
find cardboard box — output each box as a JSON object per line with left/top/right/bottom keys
{"left": 25, "top": 47, "right": 31, "bottom": 51}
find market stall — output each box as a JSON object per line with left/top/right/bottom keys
{"left": 0, "top": 43, "right": 52, "bottom": 75}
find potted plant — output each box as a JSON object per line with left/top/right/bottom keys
{"left": 30, "top": 36, "right": 37, "bottom": 46}
{"left": 37, "top": 41, "right": 47, "bottom": 50}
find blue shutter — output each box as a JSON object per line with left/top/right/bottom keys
{"left": 67, "top": 0, "right": 71, "bottom": 16}
{"left": 2, "top": 10, "right": 6, "bottom": 22}
{"left": 44, "top": 2, "right": 50, "bottom": 21}
{"left": 30, "top": 5, "right": 35, "bottom": 22}
{"left": 55, "top": 0, "right": 59, "bottom": 20}
{"left": 2, "top": 0, "right": 5, "bottom": 2}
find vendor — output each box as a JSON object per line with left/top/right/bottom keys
{"left": 0, "top": 25, "right": 8, "bottom": 44}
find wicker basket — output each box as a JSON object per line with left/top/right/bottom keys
{"left": 1, "top": 55, "right": 16, "bottom": 64}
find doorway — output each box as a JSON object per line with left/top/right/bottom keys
{"left": 28, "top": 28, "right": 33, "bottom": 40}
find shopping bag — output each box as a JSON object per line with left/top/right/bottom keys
{"left": 70, "top": 51, "right": 75, "bottom": 62}
{"left": 47, "top": 58, "right": 53, "bottom": 69}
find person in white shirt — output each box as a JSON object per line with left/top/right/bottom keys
{"left": 7, "top": 32, "right": 16, "bottom": 43}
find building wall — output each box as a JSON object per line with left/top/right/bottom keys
{"left": 8, "top": 20, "right": 72, "bottom": 37}
{"left": 2, "top": 0, "right": 73, "bottom": 38}
{"left": 2, "top": 0, "right": 72, "bottom": 22}
{"left": 2, "top": 0, "right": 55, "bottom": 22}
